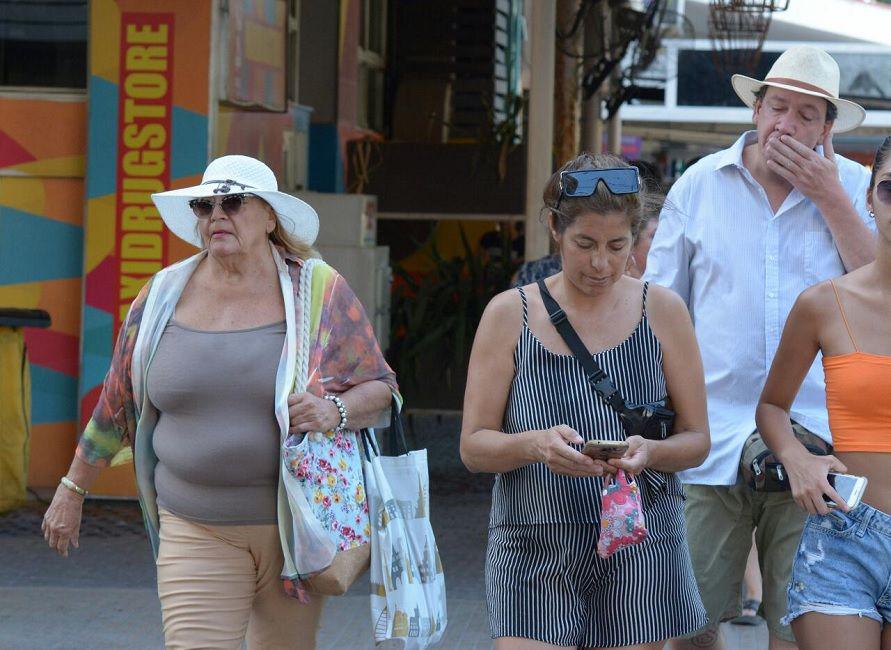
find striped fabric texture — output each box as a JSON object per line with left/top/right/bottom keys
{"left": 486, "top": 285, "right": 706, "bottom": 647}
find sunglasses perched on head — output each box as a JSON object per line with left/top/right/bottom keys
{"left": 188, "top": 193, "right": 254, "bottom": 219}
{"left": 877, "top": 179, "right": 891, "bottom": 205}
{"left": 555, "top": 168, "right": 641, "bottom": 211}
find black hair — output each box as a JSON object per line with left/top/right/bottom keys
{"left": 869, "top": 136, "right": 891, "bottom": 192}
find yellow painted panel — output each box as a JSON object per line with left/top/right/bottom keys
{"left": 90, "top": 0, "right": 122, "bottom": 83}
{"left": 244, "top": 22, "right": 285, "bottom": 68}
{"left": 84, "top": 195, "right": 117, "bottom": 273}
{"left": 0, "top": 177, "right": 44, "bottom": 216}
{"left": 0, "top": 283, "right": 41, "bottom": 309}
{"left": 9, "top": 155, "right": 85, "bottom": 179}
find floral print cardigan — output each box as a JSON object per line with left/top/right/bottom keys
{"left": 75, "top": 245, "right": 399, "bottom": 594}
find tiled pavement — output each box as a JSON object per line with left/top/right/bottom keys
{"left": 0, "top": 485, "right": 766, "bottom": 649}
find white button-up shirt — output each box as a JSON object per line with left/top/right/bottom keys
{"left": 644, "top": 131, "right": 873, "bottom": 486}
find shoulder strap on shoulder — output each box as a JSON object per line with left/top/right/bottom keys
{"left": 535, "top": 279, "right": 627, "bottom": 413}
{"left": 516, "top": 286, "right": 528, "bottom": 326}
{"left": 829, "top": 280, "right": 859, "bottom": 352}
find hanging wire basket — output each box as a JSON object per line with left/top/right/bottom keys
{"left": 708, "top": 1, "right": 790, "bottom": 76}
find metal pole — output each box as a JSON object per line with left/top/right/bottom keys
{"left": 581, "top": 0, "right": 603, "bottom": 153}
{"left": 606, "top": 5, "right": 622, "bottom": 156}
{"left": 608, "top": 105, "right": 622, "bottom": 155}
{"left": 524, "top": 1, "right": 556, "bottom": 262}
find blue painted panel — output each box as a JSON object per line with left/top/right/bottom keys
{"left": 0, "top": 208, "right": 82, "bottom": 284}
{"left": 31, "top": 365, "right": 78, "bottom": 424}
{"left": 86, "top": 76, "right": 119, "bottom": 199}
{"left": 78, "top": 305, "right": 113, "bottom": 398}
{"left": 171, "top": 106, "right": 208, "bottom": 181}
{"left": 263, "top": 0, "right": 277, "bottom": 24}
{"left": 308, "top": 123, "right": 343, "bottom": 193}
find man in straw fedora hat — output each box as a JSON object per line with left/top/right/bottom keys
{"left": 645, "top": 46, "right": 876, "bottom": 649}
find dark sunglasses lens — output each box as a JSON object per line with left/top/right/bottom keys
{"left": 877, "top": 180, "right": 891, "bottom": 204}
{"left": 220, "top": 194, "right": 245, "bottom": 215}
{"left": 563, "top": 169, "right": 639, "bottom": 197}
{"left": 564, "top": 172, "right": 597, "bottom": 197}
{"left": 190, "top": 200, "right": 214, "bottom": 217}
{"left": 603, "top": 170, "right": 640, "bottom": 194}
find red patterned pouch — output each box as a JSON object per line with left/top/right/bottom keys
{"left": 597, "top": 470, "right": 648, "bottom": 559}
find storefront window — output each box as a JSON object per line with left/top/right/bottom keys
{"left": 0, "top": 0, "right": 87, "bottom": 89}
{"left": 676, "top": 48, "right": 891, "bottom": 111}
{"left": 835, "top": 52, "right": 891, "bottom": 111}
{"left": 677, "top": 49, "right": 779, "bottom": 107}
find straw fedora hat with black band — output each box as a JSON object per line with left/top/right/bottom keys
{"left": 152, "top": 155, "right": 319, "bottom": 248}
{"left": 731, "top": 45, "right": 866, "bottom": 133}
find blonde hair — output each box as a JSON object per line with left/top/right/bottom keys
{"left": 269, "top": 217, "right": 320, "bottom": 260}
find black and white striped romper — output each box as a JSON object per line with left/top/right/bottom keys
{"left": 486, "top": 283, "right": 706, "bottom": 648}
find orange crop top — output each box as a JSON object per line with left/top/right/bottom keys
{"left": 822, "top": 281, "right": 891, "bottom": 453}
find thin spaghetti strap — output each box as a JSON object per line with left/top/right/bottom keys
{"left": 516, "top": 286, "right": 529, "bottom": 326}
{"left": 641, "top": 282, "right": 650, "bottom": 316}
{"left": 829, "top": 280, "right": 859, "bottom": 352}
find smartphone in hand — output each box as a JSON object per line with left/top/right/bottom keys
{"left": 581, "top": 439, "right": 629, "bottom": 461}
{"left": 824, "top": 472, "right": 868, "bottom": 509}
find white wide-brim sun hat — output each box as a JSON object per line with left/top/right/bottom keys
{"left": 731, "top": 45, "right": 866, "bottom": 133}
{"left": 152, "top": 155, "right": 319, "bottom": 248}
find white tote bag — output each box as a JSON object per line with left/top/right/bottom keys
{"left": 362, "top": 408, "right": 447, "bottom": 649}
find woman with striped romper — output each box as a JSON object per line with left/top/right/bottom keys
{"left": 461, "top": 153, "right": 710, "bottom": 649}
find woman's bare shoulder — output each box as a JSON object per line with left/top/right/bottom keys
{"left": 473, "top": 288, "right": 524, "bottom": 348}
{"left": 795, "top": 280, "right": 839, "bottom": 318}
{"left": 483, "top": 287, "right": 524, "bottom": 324}
{"left": 643, "top": 283, "right": 689, "bottom": 321}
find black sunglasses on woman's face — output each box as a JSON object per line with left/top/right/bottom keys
{"left": 189, "top": 193, "right": 254, "bottom": 219}
{"left": 876, "top": 179, "right": 891, "bottom": 205}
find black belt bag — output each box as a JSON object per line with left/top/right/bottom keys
{"left": 740, "top": 423, "right": 831, "bottom": 492}
{"left": 537, "top": 280, "right": 674, "bottom": 441}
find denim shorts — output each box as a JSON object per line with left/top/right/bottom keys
{"left": 784, "top": 502, "right": 891, "bottom": 625}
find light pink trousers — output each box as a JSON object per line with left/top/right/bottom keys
{"left": 156, "top": 508, "right": 325, "bottom": 649}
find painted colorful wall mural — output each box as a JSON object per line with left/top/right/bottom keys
{"left": 81, "top": 0, "right": 211, "bottom": 495}
{"left": 224, "top": 0, "right": 288, "bottom": 111}
{"left": 0, "top": 95, "right": 87, "bottom": 488}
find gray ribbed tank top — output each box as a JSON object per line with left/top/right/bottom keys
{"left": 147, "top": 318, "right": 285, "bottom": 525}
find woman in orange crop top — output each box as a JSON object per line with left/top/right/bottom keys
{"left": 756, "top": 137, "right": 891, "bottom": 650}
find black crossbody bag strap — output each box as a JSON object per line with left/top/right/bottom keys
{"left": 536, "top": 279, "right": 627, "bottom": 415}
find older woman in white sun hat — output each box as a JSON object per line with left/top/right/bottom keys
{"left": 41, "top": 155, "right": 400, "bottom": 649}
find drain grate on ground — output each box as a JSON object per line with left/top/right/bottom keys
{"left": 0, "top": 500, "right": 146, "bottom": 539}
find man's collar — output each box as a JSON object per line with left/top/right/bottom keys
{"left": 714, "top": 131, "right": 758, "bottom": 171}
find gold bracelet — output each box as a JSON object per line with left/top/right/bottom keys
{"left": 60, "top": 476, "right": 87, "bottom": 497}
